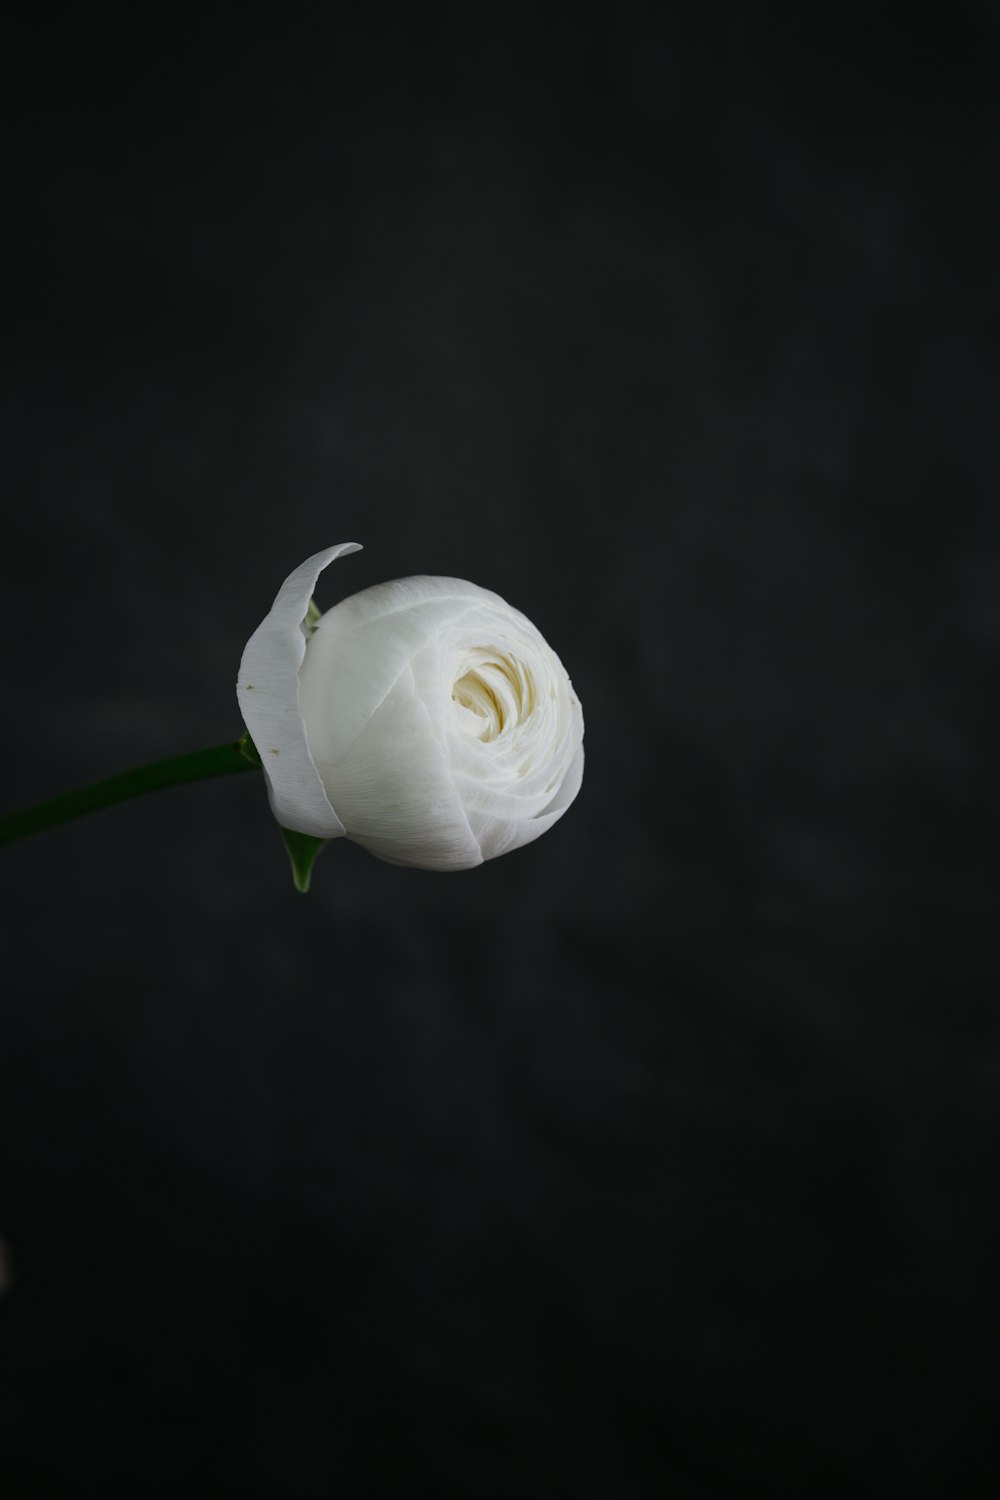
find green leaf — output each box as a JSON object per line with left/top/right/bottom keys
{"left": 279, "top": 826, "right": 328, "bottom": 893}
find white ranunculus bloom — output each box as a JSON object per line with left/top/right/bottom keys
{"left": 237, "top": 544, "right": 584, "bottom": 871}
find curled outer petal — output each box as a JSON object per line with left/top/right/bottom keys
{"left": 237, "top": 543, "right": 362, "bottom": 837}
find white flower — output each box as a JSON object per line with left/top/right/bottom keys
{"left": 237, "top": 545, "right": 584, "bottom": 871}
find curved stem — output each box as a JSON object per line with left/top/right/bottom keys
{"left": 0, "top": 737, "right": 261, "bottom": 848}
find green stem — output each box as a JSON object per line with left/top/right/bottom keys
{"left": 0, "top": 736, "right": 261, "bottom": 848}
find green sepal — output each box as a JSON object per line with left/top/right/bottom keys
{"left": 235, "top": 731, "right": 263, "bottom": 768}
{"left": 279, "top": 826, "right": 328, "bottom": 894}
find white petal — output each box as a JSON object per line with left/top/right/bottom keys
{"left": 466, "top": 740, "right": 585, "bottom": 861}
{"left": 237, "top": 543, "right": 362, "bottom": 838}
{"left": 313, "top": 666, "right": 484, "bottom": 871}
{"left": 299, "top": 577, "right": 501, "bottom": 765}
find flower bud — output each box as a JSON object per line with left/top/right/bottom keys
{"left": 237, "top": 545, "right": 584, "bottom": 871}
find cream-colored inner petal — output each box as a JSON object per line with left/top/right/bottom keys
{"left": 452, "top": 648, "right": 538, "bottom": 742}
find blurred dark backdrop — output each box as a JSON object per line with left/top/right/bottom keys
{"left": 2, "top": 6, "right": 999, "bottom": 1495}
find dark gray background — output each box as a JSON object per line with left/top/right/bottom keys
{"left": 2, "top": 6, "right": 999, "bottom": 1495}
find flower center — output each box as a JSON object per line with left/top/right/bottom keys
{"left": 452, "top": 650, "right": 536, "bottom": 741}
